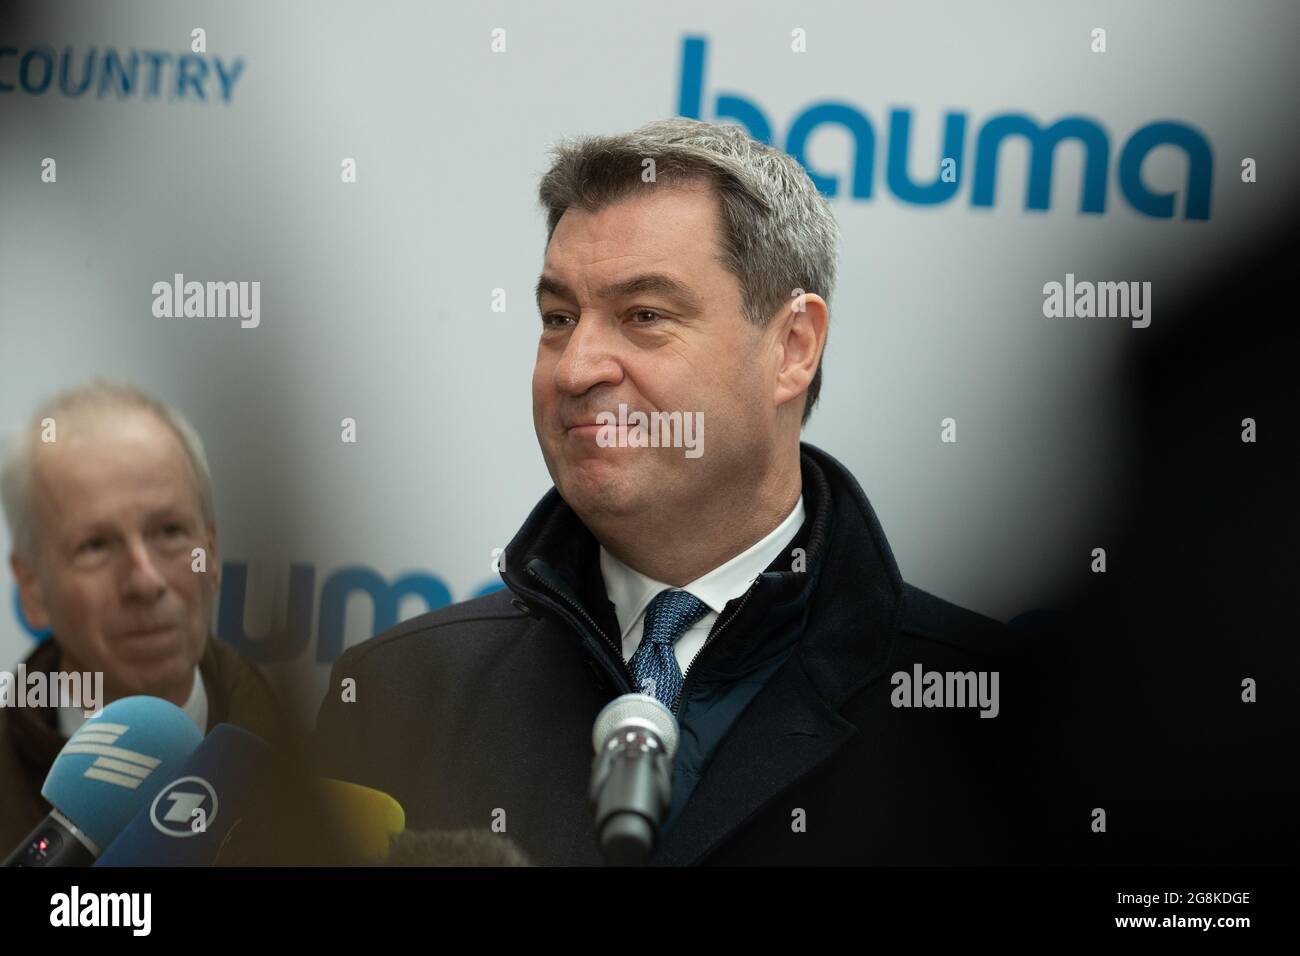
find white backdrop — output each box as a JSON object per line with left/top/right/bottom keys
{"left": 2, "top": 0, "right": 1296, "bottom": 722}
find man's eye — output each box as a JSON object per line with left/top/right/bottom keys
{"left": 78, "top": 537, "right": 106, "bottom": 554}
{"left": 630, "top": 310, "right": 662, "bottom": 324}
{"left": 160, "top": 524, "right": 187, "bottom": 537}
{"left": 541, "top": 313, "right": 574, "bottom": 328}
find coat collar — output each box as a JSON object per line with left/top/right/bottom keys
{"left": 502, "top": 441, "right": 908, "bottom": 864}
{"left": 502, "top": 441, "right": 905, "bottom": 705}
{"left": 658, "top": 443, "right": 906, "bottom": 863}
{"left": 4, "top": 638, "right": 66, "bottom": 781}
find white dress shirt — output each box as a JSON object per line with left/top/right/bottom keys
{"left": 58, "top": 665, "right": 208, "bottom": 738}
{"left": 599, "top": 495, "right": 806, "bottom": 678}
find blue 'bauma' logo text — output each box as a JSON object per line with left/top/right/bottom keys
{"left": 678, "top": 35, "right": 1212, "bottom": 219}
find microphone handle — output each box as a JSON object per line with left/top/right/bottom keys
{"left": 5, "top": 812, "right": 98, "bottom": 867}
{"left": 592, "top": 739, "right": 671, "bottom": 865}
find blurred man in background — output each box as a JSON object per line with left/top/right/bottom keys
{"left": 0, "top": 381, "right": 285, "bottom": 851}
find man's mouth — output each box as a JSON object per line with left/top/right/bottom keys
{"left": 120, "top": 624, "right": 177, "bottom": 640}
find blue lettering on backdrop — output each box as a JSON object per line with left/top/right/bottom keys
{"left": 315, "top": 567, "right": 451, "bottom": 663}
{"left": 677, "top": 35, "right": 1213, "bottom": 220}
{"left": 13, "top": 564, "right": 501, "bottom": 663}
{"left": 0, "top": 45, "right": 244, "bottom": 102}
{"left": 0, "top": 35, "right": 1211, "bottom": 215}
{"left": 211, "top": 563, "right": 482, "bottom": 663}
{"left": 216, "top": 563, "right": 317, "bottom": 662}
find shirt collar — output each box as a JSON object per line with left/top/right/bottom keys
{"left": 57, "top": 665, "right": 208, "bottom": 739}
{"left": 599, "top": 494, "right": 806, "bottom": 642}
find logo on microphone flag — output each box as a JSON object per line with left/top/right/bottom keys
{"left": 61, "top": 722, "right": 162, "bottom": 790}
{"left": 148, "top": 776, "right": 219, "bottom": 837}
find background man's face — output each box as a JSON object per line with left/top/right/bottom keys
{"left": 13, "top": 409, "right": 218, "bottom": 700}
{"left": 533, "top": 181, "right": 781, "bottom": 526}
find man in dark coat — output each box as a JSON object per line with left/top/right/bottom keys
{"left": 312, "top": 117, "right": 1042, "bottom": 865}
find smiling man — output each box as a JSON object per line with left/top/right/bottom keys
{"left": 531, "top": 175, "right": 818, "bottom": 591}
{"left": 314, "top": 117, "right": 1038, "bottom": 865}
{"left": 0, "top": 381, "right": 286, "bottom": 852}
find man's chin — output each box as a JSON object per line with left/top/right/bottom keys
{"left": 104, "top": 643, "right": 205, "bottom": 702}
{"left": 104, "top": 666, "right": 196, "bottom": 704}
{"left": 557, "top": 460, "right": 646, "bottom": 518}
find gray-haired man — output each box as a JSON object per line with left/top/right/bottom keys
{"left": 314, "top": 118, "right": 1038, "bottom": 865}
{"left": 0, "top": 381, "right": 286, "bottom": 852}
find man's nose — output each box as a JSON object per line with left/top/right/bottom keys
{"left": 120, "top": 537, "right": 168, "bottom": 601}
{"left": 552, "top": 314, "right": 623, "bottom": 396}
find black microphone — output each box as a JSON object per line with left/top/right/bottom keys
{"left": 589, "top": 693, "right": 678, "bottom": 865}
{"left": 94, "top": 725, "right": 273, "bottom": 867}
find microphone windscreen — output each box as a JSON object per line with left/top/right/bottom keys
{"left": 592, "top": 693, "right": 679, "bottom": 757}
{"left": 41, "top": 695, "right": 203, "bottom": 851}
{"left": 94, "top": 724, "right": 273, "bottom": 866}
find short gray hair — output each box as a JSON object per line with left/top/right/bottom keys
{"left": 537, "top": 116, "right": 839, "bottom": 425}
{"left": 0, "top": 380, "right": 216, "bottom": 561}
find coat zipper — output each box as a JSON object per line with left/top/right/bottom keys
{"left": 671, "top": 581, "right": 758, "bottom": 717}
{"left": 525, "top": 565, "right": 636, "bottom": 692}
{"left": 526, "top": 563, "right": 763, "bottom": 718}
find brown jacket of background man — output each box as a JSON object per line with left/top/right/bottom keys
{"left": 0, "top": 634, "right": 287, "bottom": 854}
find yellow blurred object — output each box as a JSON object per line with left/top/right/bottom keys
{"left": 316, "top": 779, "right": 405, "bottom": 863}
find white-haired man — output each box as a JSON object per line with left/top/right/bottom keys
{"left": 0, "top": 381, "right": 286, "bottom": 852}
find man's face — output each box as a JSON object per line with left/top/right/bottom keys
{"left": 533, "top": 181, "right": 782, "bottom": 525}
{"left": 12, "top": 410, "right": 218, "bottom": 700}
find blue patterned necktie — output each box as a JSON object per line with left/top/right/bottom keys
{"left": 629, "top": 589, "right": 710, "bottom": 709}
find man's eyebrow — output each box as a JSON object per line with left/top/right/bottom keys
{"left": 535, "top": 273, "right": 705, "bottom": 313}
{"left": 145, "top": 504, "right": 192, "bottom": 523}
{"left": 535, "top": 274, "right": 572, "bottom": 311}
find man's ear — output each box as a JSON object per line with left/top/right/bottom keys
{"left": 10, "top": 552, "right": 51, "bottom": 632}
{"left": 773, "top": 293, "right": 829, "bottom": 411}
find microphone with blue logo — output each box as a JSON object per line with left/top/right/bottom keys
{"left": 3, "top": 696, "right": 203, "bottom": 867}
{"left": 95, "top": 724, "right": 273, "bottom": 867}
